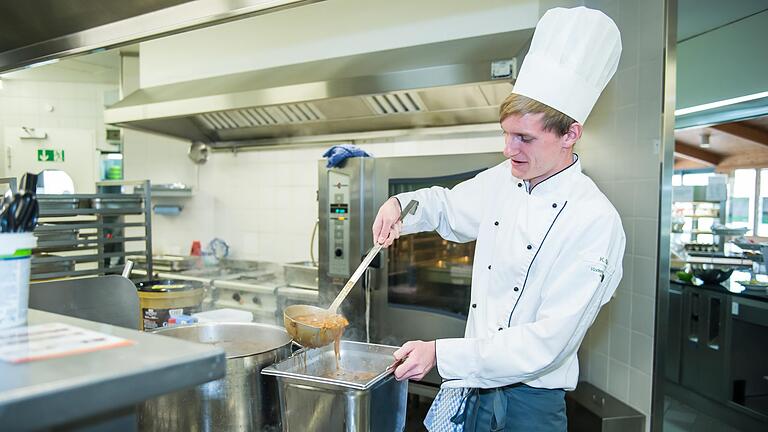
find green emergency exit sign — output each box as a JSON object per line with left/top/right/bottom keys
{"left": 37, "top": 149, "right": 64, "bottom": 162}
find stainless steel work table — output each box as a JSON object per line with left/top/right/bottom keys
{"left": 0, "top": 310, "right": 226, "bottom": 431}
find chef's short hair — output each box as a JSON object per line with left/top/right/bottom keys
{"left": 499, "top": 93, "right": 576, "bottom": 136}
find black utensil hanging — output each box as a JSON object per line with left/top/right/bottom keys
{"left": 21, "top": 172, "right": 39, "bottom": 193}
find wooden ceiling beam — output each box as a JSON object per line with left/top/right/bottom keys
{"left": 674, "top": 141, "right": 722, "bottom": 166}
{"left": 674, "top": 157, "right": 710, "bottom": 171}
{"left": 712, "top": 122, "right": 768, "bottom": 147}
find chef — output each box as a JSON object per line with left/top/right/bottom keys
{"left": 371, "top": 7, "right": 625, "bottom": 432}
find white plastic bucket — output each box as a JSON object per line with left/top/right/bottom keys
{"left": 0, "top": 233, "right": 37, "bottom": 328}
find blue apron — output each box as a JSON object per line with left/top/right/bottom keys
{"left": 424, "top": 385, "right": 567, "bottom": 432}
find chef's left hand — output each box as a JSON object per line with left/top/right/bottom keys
{"left": 392, "top": 340, "right": 436, "bottom": 381}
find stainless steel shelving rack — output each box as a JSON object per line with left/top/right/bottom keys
{"left": 31, "top": 180, "right": 153, "bottom": 280}
{"left": 672, "top": 185, "right": 726, "bottom": 243}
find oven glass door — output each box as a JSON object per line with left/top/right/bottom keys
{"left": 387, "top": 171, "right": 481, "bottom": 318}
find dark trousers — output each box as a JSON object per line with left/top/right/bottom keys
{"left": 462, "top": 384, "right": 567, "bottom": 432}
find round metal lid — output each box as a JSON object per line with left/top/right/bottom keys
{"left": 136, "top": 278, "right": 204, "bottom": 293}
{"left": 152, "top": 322, "right": 291, "bottom": 359}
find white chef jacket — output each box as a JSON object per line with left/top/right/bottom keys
{"left": 395, "top": 154, "right": 625, "bottom": 391}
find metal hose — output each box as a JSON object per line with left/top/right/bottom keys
{"left": 309, "top": 219, "right": 319, "bottom": 266}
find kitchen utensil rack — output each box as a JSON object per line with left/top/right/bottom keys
{"left": 31, "top": 180, "right": 153, "bottom": 280}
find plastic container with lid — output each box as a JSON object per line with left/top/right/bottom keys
{"left": 0, "top": 233, "right": 37, "bottom": 328}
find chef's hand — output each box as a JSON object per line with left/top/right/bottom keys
{"left": 392, "top": 340, "right": 436, "bottom": 381}
{"left": 372, "top": 197, "right": 402, "bottom": 247}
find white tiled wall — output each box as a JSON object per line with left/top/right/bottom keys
{"left": 0, "top": 79, "right": 117, "bottom": 178}
{"left": 549, "top": 0, "right": 664, "bottom": 428}
{"left": 124, "top": 134, "right": 504, "bottom": 262}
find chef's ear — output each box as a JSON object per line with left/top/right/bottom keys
{"left": 561, "top": 122, "right": 582, "bottom": 149}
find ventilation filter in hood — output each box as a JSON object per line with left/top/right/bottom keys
{"left": 197, "top": 103, "right": 325, "bottom": 130}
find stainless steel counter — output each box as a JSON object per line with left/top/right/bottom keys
{"left": 671, "top": 270, "right": 768, "bottom": 303}
{"left": 0, "top": 310, "right": 226, "bottom": 431}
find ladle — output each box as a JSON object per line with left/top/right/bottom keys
{"left": 284, "top": 200, "right": 419, "bottom": 348}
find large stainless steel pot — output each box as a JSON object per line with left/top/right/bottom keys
{"left": 138, "top": 322, "right": 292, "bottom": 431}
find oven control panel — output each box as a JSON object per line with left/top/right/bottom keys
{"left": 327, "top": 171, "right": 350, "bottom": 276}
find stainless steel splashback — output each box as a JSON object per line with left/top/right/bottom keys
{"left": 104, "top": 29, "right": 533, "bottom": 145}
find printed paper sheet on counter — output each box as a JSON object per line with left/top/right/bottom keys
{"left": 0, "top": 323, "right": 134, "bottom": 363}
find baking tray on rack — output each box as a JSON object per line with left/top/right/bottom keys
{"left": 128, "top": 255, "right": 196, "bottom": 272}
{"left": 37, "top": 197, "right": 82, "bottom": 212}
{"left": 91, "top": 196, "right": 144, "bottom": 211}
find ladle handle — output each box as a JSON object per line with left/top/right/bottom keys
{"left": 328, "top": 200, "right": 419, "bottom": 314}
{"left": 122, "top": 260, "right": 134, "bottom": 278}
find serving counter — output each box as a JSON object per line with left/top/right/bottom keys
{"left": 671, "top": 270, "right": 768, "bottom": 303}
{"left": 667, "top": 271, "right": 768, "bottom": 431}
{"left": 0, "top": 310, "right": 226, "bottom": 431}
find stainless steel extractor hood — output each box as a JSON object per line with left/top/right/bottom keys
{"left": 104, "top": 29, "right": 533, "bottom": 145}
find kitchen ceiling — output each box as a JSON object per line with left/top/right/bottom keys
{"left": 0, "top": 1, "right": 189, "bottom": 53}
{"left": 674, "top": 0, "right": 768, "bottom": 171}
{"left": 5, "top": 0, "right": 766, "bottom": 151}
{"left": 674, "top": 116, "right": 768, "bottom": 170}
{"left": 1, "top": 49, "right": 124, "bottom": 84}
{"left": 4, "top": 1, "right": 765, "bottom": 73}
{"left": 677, "top": 0, "right": 768, "bottom": 41}
{"left": 0, "top": 0, "right": 321, "bottom": 73}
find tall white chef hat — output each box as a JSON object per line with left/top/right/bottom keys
{"left": 512, "top": 6, "right": 622, "bottom": 124}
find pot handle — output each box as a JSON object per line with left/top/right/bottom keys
{"left": 289, "top": 341, "right": 306, "bottom": 356}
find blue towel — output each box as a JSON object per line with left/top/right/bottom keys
{"left": 322, "top": 144, "right": 371, "bottom": 168}
{"left": 424, "top": 387, "right": 468, "bottom": 431}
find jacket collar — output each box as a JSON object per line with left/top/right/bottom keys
{"left": 519, "top": 154, "right": 581, "bottom": 198}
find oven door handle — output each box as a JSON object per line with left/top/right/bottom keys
{"left": 706, "top": 295, "right": 722, "bottom": 351}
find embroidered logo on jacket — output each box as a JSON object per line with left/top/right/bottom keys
{"left": 588, "top": 257, "right": 608, "bottom": 282}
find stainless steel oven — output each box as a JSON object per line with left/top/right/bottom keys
{"left": 318, "top": 152, "right": 504, "bottom": 385}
